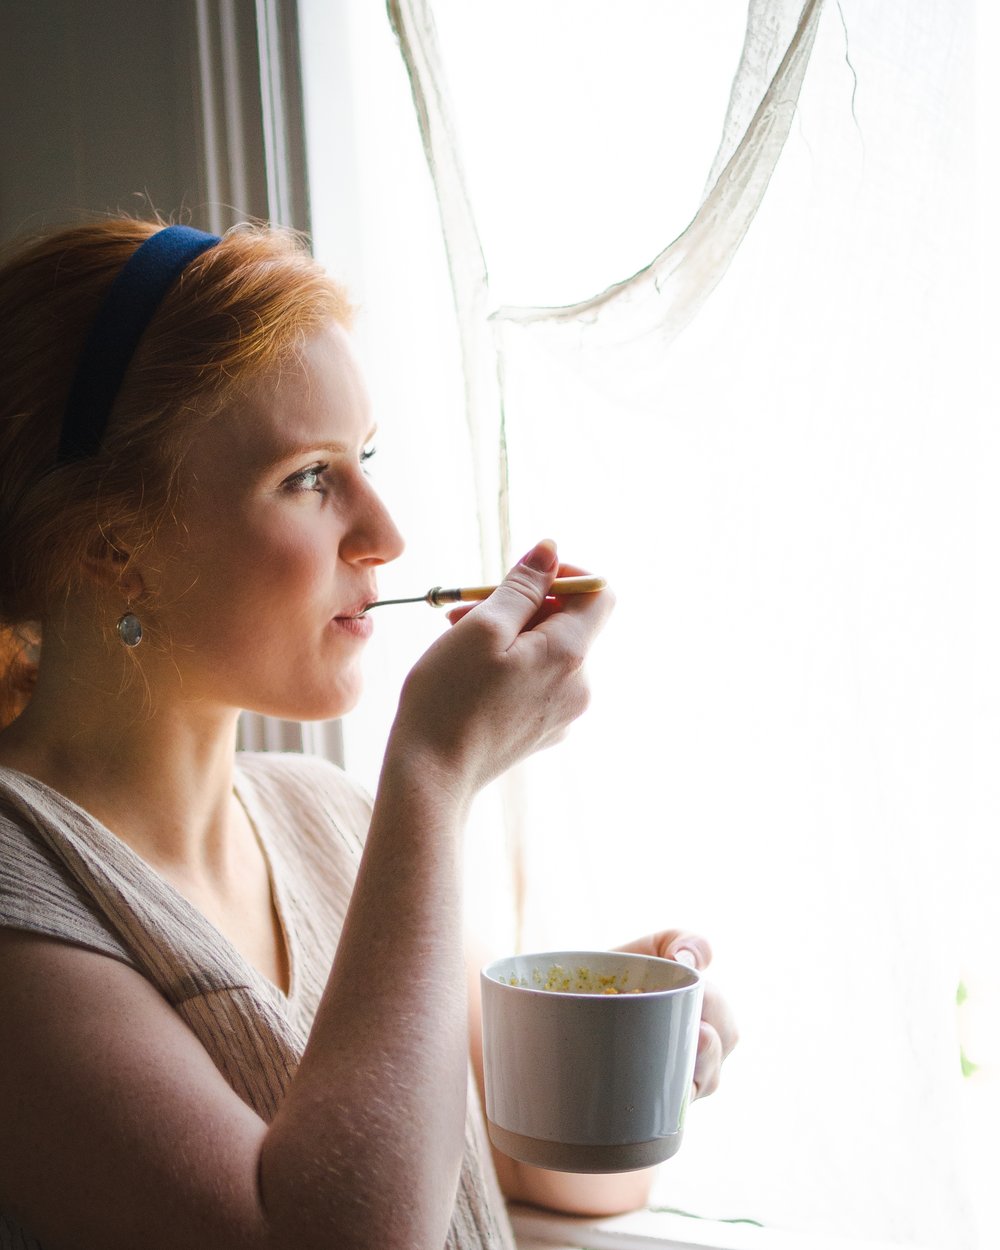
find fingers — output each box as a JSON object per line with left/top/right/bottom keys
{"left": 613, "top": 931, "right": 737, "bottom": 1103}
{"left": 693, "top": 1021, "right": 724, "bottom": 1099}
{"left": 447, "top": 596, "right": 569, "bottom": 630}
{"left": 453, "top": 538, "right": 608, "bottom": 663}
{"left": 445, "top": 567, "right": 592, "bottom": 629}
{"left": 660, "top": 931, "right": 713, "bottom": 969}
{"left": 445, "top": 604, "right": 476, "bottom": 626}
{"left": 445, "top": 547, "right": 610, "bottom": 630}
{"left": 614, "top": 930, "right": 714, "bottom": 969}
{"left": 472, "top": 540, "right": 560, "bottom": 638}
{"left": 400, "top": 541, "right": 612, "bottom": 795}
{"left": 692, "top": 983, "right": 738, "bottom": 1100}
{"left": 701, "top": 981, "right": 739, "bottom": 1058}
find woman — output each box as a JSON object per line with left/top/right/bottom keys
{"left": 0, "top": 219, "right": 736, "bottom": 1249}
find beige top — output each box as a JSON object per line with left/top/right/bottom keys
{"left": 0, "top": 752, "right": 515, "bottom": 1250}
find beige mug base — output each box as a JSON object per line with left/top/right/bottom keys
{"left": 487, "top": 1120, "right": 683, "bottom": 1174}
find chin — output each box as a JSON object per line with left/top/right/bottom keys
{"left": 255, "top": 676, "right": 363, "bottom": 724}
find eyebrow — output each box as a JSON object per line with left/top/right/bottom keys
{"left": 258, "top": 430, "right": 378, "bottom": 472}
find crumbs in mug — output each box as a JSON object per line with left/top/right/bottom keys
{"left": 500, "top": 964, "right": 646, "bottom": 994}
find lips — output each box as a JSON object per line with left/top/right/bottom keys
{"left": 334, "top": 595, "right": 376, "bottom": 620}
{"left": 332, "top": 613, "right": 373, "bottom": 638}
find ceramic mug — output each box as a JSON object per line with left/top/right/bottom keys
{"left": 481, "top": 950, "right": 703, "bottom": 1173}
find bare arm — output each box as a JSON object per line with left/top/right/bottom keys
{"left": 0, "top": 929, "right": 271, "bottom": 1248}
{"left": 259, "top": 752, "right": 470, "bottom": 1249}
{"left": 0, "top": 771, "right": 468, "bottom": 1250}
{"left": 0, "top": 541, "right": 613, "bottom": 1250}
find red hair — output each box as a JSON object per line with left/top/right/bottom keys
{"left": 0, "top": 217, "right": 353, "bottom": 728}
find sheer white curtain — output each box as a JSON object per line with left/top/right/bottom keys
{"left": 299, "top": 3, "right": 993, "bottom": 1247}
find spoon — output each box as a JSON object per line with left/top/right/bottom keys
{"left": 359, "top": 574, "right": 606, "bottom": 614}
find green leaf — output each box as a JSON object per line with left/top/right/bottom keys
{"left": 960, "top": 1047, "right": 978, "bottom": 1078}
{"left": 956, "top": 980, "right": 968, "bottom": 1007}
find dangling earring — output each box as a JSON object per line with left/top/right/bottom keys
{"left": 116, "top": 604, "right": 143, "bottom": 648}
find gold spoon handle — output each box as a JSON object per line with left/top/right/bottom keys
{"left": 429, "top": 574, "right": 607, "bottom": 605}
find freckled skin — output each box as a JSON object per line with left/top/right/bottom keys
{"left": 140, "top": 323, "right": 405, "bottom": 722}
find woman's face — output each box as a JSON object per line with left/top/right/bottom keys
{"left": 140, "top": 321, "right": 404, "bottom": 720}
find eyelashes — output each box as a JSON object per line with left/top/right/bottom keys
{"left": 283, "top": 446, "right": 376, "bottom": 494}
{"left": 286, "top": 465, "right": 325, "bottom": 492}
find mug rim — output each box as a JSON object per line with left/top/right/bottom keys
{"left": 481, "top": 948, "right": 701, "bottom": 997}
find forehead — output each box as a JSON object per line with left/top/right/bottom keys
{"left": 191, "top": 321, "right": 372, "bottom": 474}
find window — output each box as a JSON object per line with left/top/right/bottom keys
{"left": 298, "top": 3, "right": 992, "bottom": 1247}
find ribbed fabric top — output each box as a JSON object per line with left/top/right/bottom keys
{"left": 0, "top": 752, "right": 514, "bottom": 1250}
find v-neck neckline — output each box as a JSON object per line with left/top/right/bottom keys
{"left": 232, "top": 763, "right": 298, "bottom": 1003}
{"left": 0, "top": 761, "right": 298, "bottom": 1007}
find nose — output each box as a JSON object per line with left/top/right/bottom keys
{"left": 341, "top": 474, "right": 405, "bottom": 567}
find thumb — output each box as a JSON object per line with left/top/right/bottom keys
{"left": 479, "top": 539, "right": 559, "bottom": 632}
{"left": 662, "top": 934, "right": 712, "bottom": 970}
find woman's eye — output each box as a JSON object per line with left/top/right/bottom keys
{"left": 283, "top": 449, "right": 374, "bottom": 494}
{"left": 285, "top": 464, "right": 327, "bottom": 493}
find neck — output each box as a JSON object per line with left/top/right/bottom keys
{"left": 0, "top": 630, "right": 244, "bottom": 876}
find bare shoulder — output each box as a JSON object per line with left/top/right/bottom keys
{"left": 0, "top": 929, "right": 269, "bottom": 1250}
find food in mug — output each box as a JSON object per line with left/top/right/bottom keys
{"left": 498, "top": 964, "right": 647, "bottom": 994}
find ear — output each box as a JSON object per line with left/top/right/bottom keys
{"left": 80, "top": 534, "right": 146, "bottom": 601}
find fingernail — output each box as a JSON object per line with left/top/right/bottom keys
{"left": 520, "top": 539, "right": 558, "bottom": 573}
{"left": 673, "top": 948, "right": 698, "bottom": 968}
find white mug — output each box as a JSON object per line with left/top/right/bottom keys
{"left": 481, "top": 950, "right": 703, "bottom": 1173}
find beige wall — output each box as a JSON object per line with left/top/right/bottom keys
{"left": 1, "top": 1, "right": 204, "bottom": 243}
{"left": 0, "top": 0, "right": 307, "bottom": 248}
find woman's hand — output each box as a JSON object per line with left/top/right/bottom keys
{"left": 390, "top": 540, "right": 613, "bottom": 805}
{"left": 615, "top": 930, "right": 738, "bottom": 1099}
{"left": 467, "top": 928, "right": 737, "bottom": 1219}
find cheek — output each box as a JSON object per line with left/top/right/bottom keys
{"left": 242, "top": 523, "right": 329, "bottom": 592}
{"left": 163, "top": 509, "right": 333, "bottom": 626}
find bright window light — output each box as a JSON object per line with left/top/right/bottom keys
{"left": 299, "top": 4, "right": 993, "bottom": 1248}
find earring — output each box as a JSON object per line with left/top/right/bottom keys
{"left": 116, "top": 605, "right": 143, "bottom": 648}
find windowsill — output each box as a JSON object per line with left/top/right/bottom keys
{"left": 509, "top": 1203, "right": 916, "bottom": 1250}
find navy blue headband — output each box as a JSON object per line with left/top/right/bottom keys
{"left": 56, "top": 224, "right": 222, "bottom": 464}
